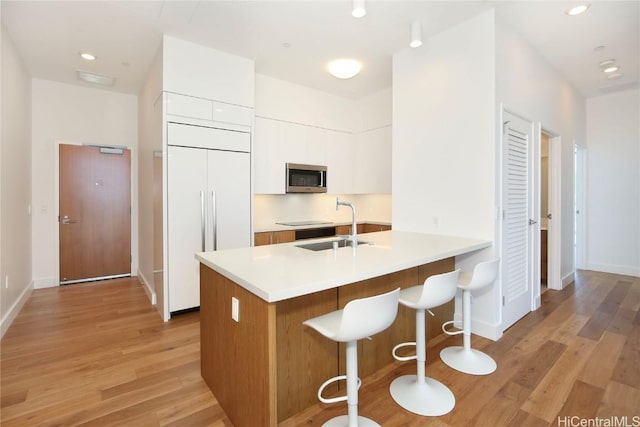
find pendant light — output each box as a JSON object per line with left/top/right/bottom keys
{"left": 352, "top": 0, "right": 366, "bottom": 18}
{"left": 410, "top": 21, "right": 423, "bottom": 48}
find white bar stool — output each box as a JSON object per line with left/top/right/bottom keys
{"left": 440, "top": 259, "right": 500, "bottom": 375}
{"left": 303, "top": 288, "right": 400, "bottom": 427}
{"left": 389, "top": 269, "right": 460, "bottom": 416}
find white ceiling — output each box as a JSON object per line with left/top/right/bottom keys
{"left": 2, "top": 1, "right": 638, "bottom": 100}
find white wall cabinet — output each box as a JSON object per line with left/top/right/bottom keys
{"left": 167, "top": 123, "right": 251, "bottom": 313}
{"left": 254, "top": 117, "right": 358, "bottom": 194}
{"left": 254, "top": 117, "right": 389, "bottom": 194}
{"left": 354, "top": 126, "right": 392, "bottom": 194}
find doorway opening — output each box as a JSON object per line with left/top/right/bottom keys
{"left": 540, "top": 133, "right": 550, "bottom": 294}
{"left": 574, "top": 144, "right": 586, "bottom": 271}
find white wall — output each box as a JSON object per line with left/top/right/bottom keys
{"left": 255, "top": 74, "right": 355, "bottom": 132}
{"left": 496, "top": 18, "right": 586, "bottom": 287}
{"left": 393, "top": 11, "right": 498, "bottom": 338}
{"left": 1, "top": 25, "right": 32, "bottom": 337}
{"left": 163, "top": 36, "right": 254, "bottom": 108}
{"left": 31, "top": 79, "right": 138, "bottom": 288}
{"left": 137, "top": 46, "right": 163, "bottom": 309}
{"left": 586, "top": 89, "right": 640, "bottom": 276}
{"left": 393, "top": 11, "right": 496, "bottom": 240}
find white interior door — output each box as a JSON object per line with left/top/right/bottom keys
{"left": 501, "top": 110, "right": 536, "bottom": 330}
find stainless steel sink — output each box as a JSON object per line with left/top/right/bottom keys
{"left": 296, "top": 239, "right": 368, "bottom": 251}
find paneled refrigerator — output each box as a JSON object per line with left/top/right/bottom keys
{"left": 167, "top": 123, "right": 251, "bottom": 313}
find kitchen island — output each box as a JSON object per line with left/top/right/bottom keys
{"left": 196, "top": 231, "right": 491, "bottom": 426}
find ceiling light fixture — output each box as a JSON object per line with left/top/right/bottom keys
{"left": 409, "top": 21, "right": 423, "bottom": 48}
{"left": 566, "top": 4, "right": 590, "bottom": 16}
{"left": 603, "top": 65, "right": 620, "bottom": 73}
{"left": 352, "top": 0, "right": 366, "bottom": 18}
{"left": 76, "top": 70, "right": 115, "bottom": 86}
{"left": 607, "top": 72, "right": 624, "bottom": 80}
{"left": 328, "top": 59, "right": 362, "bottom": 79}
{"left": 80, "top": 52, "right": 96, "bottom": 61}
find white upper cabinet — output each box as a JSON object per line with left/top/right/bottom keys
{"left": 253, "top": 118, "right": 358, "bottom": 194}
{"left": 253, "top": 76, "right": 391, "bottom": 195}
{"left": 325, "top": 131, "right": 355, "bottom": 194}
{"left": 166, "top": 93, "right": 252, "bottom": 129}
{"left": 354, "top": 126, "right": 392, "bottom": 194}
{"left": 163, "top": 36, "right": 254, "bottom": 108}
{"left": 254, "top": 118, "right": 289, "bottom": 194}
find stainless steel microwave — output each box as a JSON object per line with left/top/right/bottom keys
{"left": 286, "top": 163, "right": 327, "bottom": 193}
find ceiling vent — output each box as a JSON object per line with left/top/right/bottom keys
{"left": 76, "top": 70, "right": 115, "bottom": 86}
{"left": 598, "top": 81, "right": 639, "bottom": 94}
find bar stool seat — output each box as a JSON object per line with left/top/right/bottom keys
{"left": 389, "top": 269, "right": 460, "bottom": 416}
{"left": 304, "top": 288, "right": 400, "bottom": 427}
{"left": 440, "top": 259, "right": 499, "bottom": 375}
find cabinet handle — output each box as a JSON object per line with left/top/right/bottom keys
{"left": 200, "top": 191, "right": 205, "bottom": 252}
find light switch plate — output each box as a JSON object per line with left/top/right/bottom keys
{"left": 232, "top": 297, "right": 239, "bottom": 322}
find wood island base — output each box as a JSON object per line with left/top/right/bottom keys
{"left": 199, "top": 257, "right": 454, "bottom": 426}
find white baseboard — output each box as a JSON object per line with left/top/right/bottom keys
{"left": 1, "top": 281, "right": 34, "bottom": 339}
{"left": 472, "top": 318, "right": 503, "bottom": 341}
{"left": 562, "top": 271, "right": 575, "bottom": 288}
{"left": 586, "top": 263, "right": 640, "bottom": 278}
{"left": 137, "top": 269, "right": 156, "bottom": 305}
{"left": 33, "top": 277, "right": 58, "bottom": 289}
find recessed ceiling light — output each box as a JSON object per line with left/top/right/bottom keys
{"left": 282, "top": 42, "right": 291, "bottom": 49}
{"left": 566, "top": 4, "right": 590, "bottom": 16}
{"left": 607, "top": 72, "right": 624, "bottom": 80}
{"left": 80, "top": 52, "right": 96, "bottom": 61}
{"left": 594, "top": 46, "right": 606, "bottom": 52}
{"left": 328, "top": 59, "right": 362, "bottom": 79}
{"left": 598, "top": 59, "right": 616, "bottom": 68}
{"left": 603, "top": 65, "right": 620, "bottom": 73}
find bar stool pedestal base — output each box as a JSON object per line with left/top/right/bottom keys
{"left": 440, "top": 346, "right": 497, "bottom": 375}
{"left": 389, "top": 375, "right": 455, "bottom": 416}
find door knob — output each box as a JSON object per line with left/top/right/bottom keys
{"left": 61, "top": 215, "right": 77, "bottom": 225}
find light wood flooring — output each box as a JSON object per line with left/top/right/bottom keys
{"left": 1, "top": 270, "right": 638, "bottom": 426}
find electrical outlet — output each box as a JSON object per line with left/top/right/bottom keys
{"left": 232, "top": 297, "right": 239, "bottom": 322}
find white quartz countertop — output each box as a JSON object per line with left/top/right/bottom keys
{"left": 196, "top": 231, "right": 491, "bottom": 303}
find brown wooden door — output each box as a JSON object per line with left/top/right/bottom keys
{"left": 59, "top": 144, "right": 131, "bottom": 284}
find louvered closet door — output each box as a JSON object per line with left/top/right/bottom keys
{"left": 501, "top": 111, "right": 534, "bottom": 330}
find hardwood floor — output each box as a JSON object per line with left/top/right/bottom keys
{"left": 1, "top": 271, "right": 638, "bottom": 426}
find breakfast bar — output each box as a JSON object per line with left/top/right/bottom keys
{"left": 196, "top": 231, "right": 491, "bottom": 426}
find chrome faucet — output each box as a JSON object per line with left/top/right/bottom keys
{"left": 336, "top": 197, "right": 357, "bottom": 248}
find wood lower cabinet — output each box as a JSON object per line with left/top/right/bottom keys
{"left": 254, "top": 230, "right": 295, "bottom": 246}
{"left": 362, "top": 223, "right": 392, "bottom": 233}
{"left": 255, "top": 223, "right": 391, "bottom": 246}
{"left": 335, "top": 224, "right": 365, "bottom": 236}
